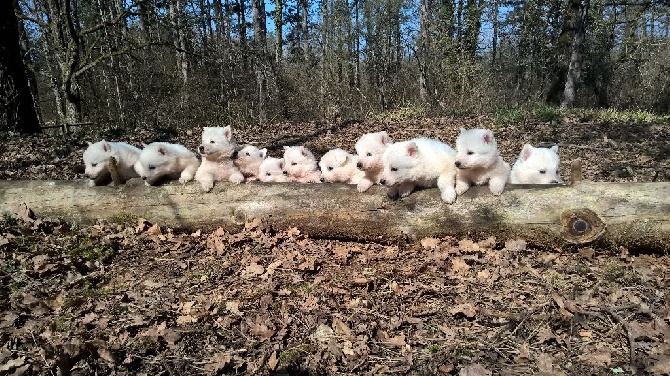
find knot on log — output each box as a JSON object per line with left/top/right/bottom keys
{"left": 561, "top": 208, "right": 606, "bottom": 244}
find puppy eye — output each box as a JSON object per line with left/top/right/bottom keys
{"left": 327, "top": 167, "right": 333, "bottom": 171}
{"left": 210, "top": 140, "right": 215, "bottom": 144}
{"left": 467, "top": 151, "right": 474, "bottom": 155}
{"left": 391, "top": 167, "right": 398, "bottom": 172}
{"left": 291, "top": 162, "right": 297, "bottom": 166}
{"left": 246, "top": 152, "right": 250, "bottom": 156}
{"left": 149, "top": 166, "right": 156, "bottom": 170}
{"left": 366, "top": 152, "right": 372, "bottom": 157}
{"left": 91, "top": 163, "right": 97, "bottom": 167}
{"left": 266, "top": 172, "right": 271, "bottom": 176}
{"left": 539, "top": 169, "right": 546, "bottom": 174}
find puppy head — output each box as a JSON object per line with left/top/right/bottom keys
{"left": 259, "top": 157, "right": 291, "bottom": 182}
{"left": 136, "top": 143, "right": 177, "bottom": 184}
{"left": 234, "top": 145, "right": 267, "bottom": 177}
{"left": 319, "top": 148, "right": 357, "bottom": 183}
{"left": 198, "top": 126, "right": 236, "bottom": 158}
{"left": 355, "top": 131, "right": 392, "bottom": 171}
{"left": 83, "top": 140, "right": 113, "bottom": 179}
{"left": 454, "top": 128, "right": 499, "bottom": 169}
{"left": 515, "top": 144, "right": 562, "bottom": 184}
{"left": 283, "top": 146, "right": 318, "bottom": 178}
{"left": 379, "top": 141, "right": 421, "bottom": 186}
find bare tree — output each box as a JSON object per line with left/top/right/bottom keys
{"left": 562, "top": 0, "right": 590, "bottom": 108}
{"left": 1, "top": 0, "right": 40, "bottom": 133}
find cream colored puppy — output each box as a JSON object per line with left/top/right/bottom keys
{"left": 509, "top": 144, "right": 562, "bottom": 184}
{"left": 134, "top": 142, "right": 199, "bottom": 185}
{"left": 319, "top": 148, "right": 365, "bottom": 184}
{"left": 454, "top": 128, "right": 510, "bottom": 196}
{"left": 234, "top": 145, "right": 267, "bottom": 181}
{"left": 194, "top": 126, "right": 244, "bottom": 192}
{"left": 354, "top": 131, "right": 392, "bottom": 192}
{"left": 283, "top": 146, "right": 322, "bottom": 183}
{"left": 258, "top": 157, "right": 292, "bottom": 182}
{"left": 83, "top": 140, "right": 140, "bottom": 187}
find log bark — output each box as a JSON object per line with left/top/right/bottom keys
{"left": 1, "top": 179, "right": 669, "bottom": 251}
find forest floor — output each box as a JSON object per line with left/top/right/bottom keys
{"left": 1, "top": 113, "right": 670, "bottom": 375}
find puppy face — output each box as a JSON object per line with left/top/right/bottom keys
{"left": 234, "top": 145, "right": 267, "bottom": 177}
{"left": 259, "top": 157, "right": 291, "bottom": 182}
{"left": 379, "top": 141, "right": 422, "bottom": 186}
{"left": 454, "top": 128, "right": 499, "bottom": 169}
{"left": 83, "top": 140, "right": 112, "bottom": 179}
{"left": 283, "top": 146, "right": 318, "bottom": 178}
{"left": 514, "top": 144, "right": 562, "bottom": 184}
{"left": 136, "top": 143, "right": 177, "bottom": 184}
{"left": 355, "top": 131, "right": 391, "bottom": 171}
{"left": 319, "top": 148, "right": 357, "bottom": 183}
{"left": 198, "top": 126, "right": 236, "bottom": 158}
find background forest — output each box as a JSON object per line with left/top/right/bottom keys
{"left": 2, "top": 0, "right": 670, "bottom": 133}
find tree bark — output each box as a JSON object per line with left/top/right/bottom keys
{"left": 561, "top": 0, "right": 590, "bottom": 108}
{"left": 1, "top": 180, "right": 669, "bottom": 251}
{"left": 0, "top": 0, "right": 41, "bottom": 133}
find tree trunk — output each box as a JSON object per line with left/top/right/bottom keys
{"left": 418, "top": 0, "right": 431, "bottom": 103}
{"left": 275, "top": 0, "right": 283, "bottom": 63}
{"left": 0, "top": 0, "right": 41, "bottom": 133}
{"left": 561, "top": 0, "right": 590, "bottom": 108}
{"left": 252, "top": 0, "right": 267, "bottom": 124}
{"left": 2, "top": 180, "right": 669, "bottom": 252}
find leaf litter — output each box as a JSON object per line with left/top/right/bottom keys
{"left": 0, "top": 116, "right": 669, "bottom": 374}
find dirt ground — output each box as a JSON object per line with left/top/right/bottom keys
{"left": 1, "top": 115, "right": 669, "bottom": 375}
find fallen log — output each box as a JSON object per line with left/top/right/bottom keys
{"left": 1, "top": 179, "right": 668, "bottom": 251}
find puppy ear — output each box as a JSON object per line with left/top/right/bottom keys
{"left": 278, "top": 160, "right": 285, "bottom": 169}
{"left": 334, "top": 152, "right": 347, "bottom": 166}
{"left": 223, "top": 126, "right": 233, "bottom": 142}
{"left": 283, "top": 146, "right": 290, "bottom": 151}
{"left": 101, "top": 141, "right": 111, "bottom": 152}
{"left": 87, "top": 141, "right": 92, "bottom": 146}
{"left": 550, "top": 145, "right": 559, "bottom": 154}
{"left": 407, "top": 142, "right": 419, "bottom": 158}
{"left": 460, "top": 127, "right": 467, "bottom": 134}
{"left": 483, "top": 130, "right": 493, "bottom": 144}
{"left": 521, "top": 144, "right": 533, "bottom": 161}
{"left": 259, "top": 148, "right": 267, "bottom": 159}
{"left": 380, "top": 131, "right": 390, "bottom": 145}
{"left": 157, "top": 145, "right": 168, "bottom": 155}
{"left": 300, "top": 146, "right": 309, "bottom": 157}
{"left": 142, "top": 143, "right": 148, "bottom": 148}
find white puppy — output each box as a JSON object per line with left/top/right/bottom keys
{"left": 134, "top": 142, "right": 199, "bottom": 185}
{"left": 234, "top": 145, "right": 267, "bottom": 181}
{"left": 380, "top": 138, "right": 458, "bottom": 203}
{"left": 258, "top": 157, "right": 292, "bottom": 183}
{"left": 194, "top": 126, "right": 244, "bottom": 192}
{"left": 509, "top": 144, "right": 562, "bottom": 184}
{"left": 83, "top": 140, "right": 141, "bottom": 187}
{"left": 354, "top": 131, "right": 392, "bottom": 192}
{"left": 283, "top": 146, "right": 322, "bottom": 183}
{"left": 319, "top": 148, "right": 365, "bottom": 184}
{"left": 454, "top": 128, "right": 511, "bottom": 196}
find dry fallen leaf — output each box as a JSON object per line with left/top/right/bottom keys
{"left": 459, "top": 363, "right": 492, "bottom": 376}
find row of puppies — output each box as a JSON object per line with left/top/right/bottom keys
{"left": 83, "top": 126, "right": 562, "bottom": 203}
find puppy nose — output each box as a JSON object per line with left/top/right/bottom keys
{"left": 231, "top": 150, "right": 238, "bottom": 159}
{"left": 198, "top": 145, "right": 205, "bottom": 153}
{"left": 320, "top": 178, "right": 325, "bottom": 182}
{"left": 551, "top": 180, "right": 559, "bottom": 184}
{"left": 379, "top": 179, "right": 386, "bottom": 185}
{"left": 282, "top": 171, "right": 288, "bottom": 175}
{"left": 356, "top": 162, "right": 363, "bottom": 169}
{"left": 455, "top": 161, "right": 462, "bottom": 168}
{"left": 141, "top": 176, "right": 147, "bottom": 180}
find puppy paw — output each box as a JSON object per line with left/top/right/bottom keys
{"left": 87, "top": 179, "right": 96, "bottom": 188}
{"left": 357, "top": 179, "right": 373, "bottom": 193}
{"left": 230, "top": 173, "right": 244, "bottom": 184}
{"left": 440, "top": 188, "right": 457, "bottom": 204}
{"left": 455, "top": 180, "right": 470, "bottom": 195}
{"left": 200, "top": 181, "right": 214, "bottom": 192}
{"left": 489, "top": 181, "right": 506, "bottom": 196}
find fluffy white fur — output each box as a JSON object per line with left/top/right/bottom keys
{"left": 194, "top": 126, "right": 244, "bottom": 192}
{"left": 283, "top": 146, "right": 322, "bottom": 183}
{"left": 380, "top": 138, "right": 458, "bottom": 203}
{"left": 258, "top": 157, "right": 292, "bottom": 183}
{"left": 234, "top": 145, "right": 267, "bottom": 181}
{"left": 509, "top": 144, "right": 562, "bottom": 184}
{"left": 454, "top": 128, "right": 511, "bottom": 196}
{"left": 319, "top": 148, "right": 365, "bottom": 184}
{"left": 134, "top": 142, "right": 199, "bottom": 185}
{"left": 354, "top": 131, "right": 393, "bottom": 192}
{"left": 83, "top": 140, "right": 141, "bottom": 187}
